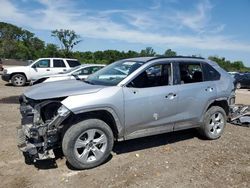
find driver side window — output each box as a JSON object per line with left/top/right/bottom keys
{"left": 128, "top": 63, "right": 172, "bottom": 88}
{"left": 34, "top": 59, "right": 50, "bottom": 68}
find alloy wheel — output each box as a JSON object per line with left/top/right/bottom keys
{"left": 74, "top": 129, "right": 108, "bottom": 163}
{"left": 208, "top": 112, "right": 225, "bottom": 136}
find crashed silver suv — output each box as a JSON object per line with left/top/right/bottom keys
{"left": 18, "top": 57, "right": 235, "bottom": 169}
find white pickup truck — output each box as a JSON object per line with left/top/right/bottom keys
{"left": 1, "top": 58, "right": 81, "bottom": 86}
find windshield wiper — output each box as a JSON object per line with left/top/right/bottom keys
{"left": 72, "top": 74, "right": 80, "bottom": 80}
{"left": 83, "top": 80, "right": 94, "bottom": 85}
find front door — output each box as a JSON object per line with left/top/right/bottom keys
{"left": 123, "top": 63, "right": 178, "bottom": 138}
{"left": 29, "top": 59, "right": 52, "bottom": 79}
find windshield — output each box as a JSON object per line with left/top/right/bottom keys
{"left": 86, "top": 60, "right": 144, "bottom": 86}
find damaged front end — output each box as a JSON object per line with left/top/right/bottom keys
{"left": 229, "top": 105, "right": 250, "bottom": 127}
{"left": 17, "top": 95, "right": 70, "bottom": 161}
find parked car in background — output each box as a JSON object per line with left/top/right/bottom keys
{"left": 18, "top": 56, "right": 235, "bottom": 169}
{"left": 233, "top": 72, "right": 250, "bottom": 89}
{"left": 1, "top": 58, "right": 80, "bottom": 86}
{"left": 0, "top": 59, "right": 3, "bottom": 71}
{"left": 31, "top": 64, "right": 105, "bottom": 85}
{"left": 228, "top": 71, "right": 238, "bottom": 77}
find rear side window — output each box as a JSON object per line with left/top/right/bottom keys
{"left": 67, "top": 60, "right": 81, "bottom": 67}
{"left": 74, "top": 66, "right": 103, "bottom": 75}
{"left": 53, "top": 59, "right": 66, "bottom": 67}
{"left": 80, "top": 66, "right": 103, "bottom": 75}
{"left": 179, "top": 62, "right": 203, "bottom": 84}
{"left": 203, "top": 63, "right": 220, "bottom": 81}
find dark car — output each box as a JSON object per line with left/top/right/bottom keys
{"left": 234, "top": 73, "right": 250, "bottom": 89}
{"left": 0, "top": 59, "right": 3, "bottom": 71}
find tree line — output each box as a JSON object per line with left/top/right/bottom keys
{"left": 0, "top": 22, "right": 249, "bottom": 72}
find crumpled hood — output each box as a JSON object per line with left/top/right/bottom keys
{"left": 24, "top": 79, "right": 106, "bottom": 100}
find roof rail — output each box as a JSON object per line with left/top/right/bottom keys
{"left": 146, "top": 56, "right": 205, "bottom": 62}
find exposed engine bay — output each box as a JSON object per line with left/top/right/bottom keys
{"left": 17, "top": 95, "right": 70, "bottom": 161}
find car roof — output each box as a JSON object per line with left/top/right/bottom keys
{"left": 79, "top": 64, "right": 105, "bottom": 67}
{"left": 38, "top": 58, "right": 78, "bottom": 60}
{"left": 123, "top": 56, "right": 218, "bottom": 66}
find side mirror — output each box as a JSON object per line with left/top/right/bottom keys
{"left": 32, "top": 64, "right": 37, "bottom": 68}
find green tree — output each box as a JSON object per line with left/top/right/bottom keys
{"left": 0, "top": 22, "right": 45, "bottom": 60}
{"left": 232, "top": 61, "right": 244, "bottom": 70}
{"left": 51, "top": 29, "right": 81, "bottom": 57}
{"left": 208, "top": 56, "right": 250, "bottom": 72}
{"left": 140, "top": 47, "right": 156, "bottom": 57}
{"left": 164, "top": 49, "right": 177, "bottom": 57}
{"left": 42, "top": 43, "right": 62, "bottom": 57}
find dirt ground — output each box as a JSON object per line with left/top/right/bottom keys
{"left": 0, "top": 79, "right": 249, "bottom": 188}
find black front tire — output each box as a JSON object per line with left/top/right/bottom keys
{"left": 62, "top": 119, "right": 114, "bottom": 170}
{"left": 11, "top": 74, "right": 26, "bottom": 86}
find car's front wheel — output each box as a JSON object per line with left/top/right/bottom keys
{"left": 62, "top": 119, "right": 114, "bottom": 169}
{"left": 11, "top": 74, "right": 26, "bottom": 86}
{"left": 199, "top": 106, "right": 226, "bottom": 140}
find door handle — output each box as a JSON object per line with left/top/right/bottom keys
{"left": 63, "top": 69, "right": 67, "bottom": 71}
{"left": 205, "top": 86, "right": 214, "bottom": 92}
{"left": 46, "top": 69, "right": 50, "bottom": 71}
{"left": 165, "top": 93, "right": 177, "bottom": 99}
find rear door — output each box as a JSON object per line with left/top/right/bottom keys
{"left": 173, "top": 61, "right": 217, "bottom": 131}
{"left": 51, "top": 59, "right": 68, "bottom": 74}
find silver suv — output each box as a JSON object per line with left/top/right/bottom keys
{"left": 18, "top": 57, "right": 235, "bottom": 169}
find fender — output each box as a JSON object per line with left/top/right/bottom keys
{"left": 200, "top": 97, "right": 229, "bottom": 123}
{"left": 70, "top": 106, "right": 124, "bottom": 139}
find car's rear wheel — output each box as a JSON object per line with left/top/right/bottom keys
{"left": 62, "top": 119, "right": 114, "bottom": 170}
{"left": 11, "top": 74, "right": 26, "bottom": 86}
{"left": 199, "top": 106, "right": 226, "bottom": 140}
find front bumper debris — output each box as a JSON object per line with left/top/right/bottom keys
{"left": 1, "top": 73, "right": 11, "bottom": 82}
{"left": 229, "top": 105, "right": 250, "bottom": 127}
{"left": 17, "top": 95, "right": 70, "bottom": 161}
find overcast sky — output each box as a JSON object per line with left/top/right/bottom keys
{"left": 1, "top": 0, "right": 250, "bottom": 66}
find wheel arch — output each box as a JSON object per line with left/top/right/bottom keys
{"left": 62, "top": 108, "right": 124, "bottom": 140}
{"left": 10, "top": 72, "right": 28, "bottom": 80}
{"left": 206, "top": 99, "right": 229, "bottom": 116}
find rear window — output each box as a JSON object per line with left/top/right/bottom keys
{"left": 179, "top": 62, "right": 203, "bottom": 84}
{"left": 67, "top": 60, "right": 81, "bottom": 67}
{"left": 203, "top": 63, "right": 220, "bottom": 81}
{"left": 53, "top": 59, "right": 66, "bottom": 67}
